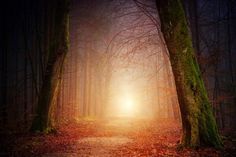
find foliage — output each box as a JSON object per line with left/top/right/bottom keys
{"left": 3, "top": 119, "right": 232, "bottom": 156}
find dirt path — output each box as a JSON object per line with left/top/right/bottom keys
{"left": 8, "top": 117, "right": 233, "bottom": 156}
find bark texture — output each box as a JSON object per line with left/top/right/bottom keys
{"left": 156, "top": 0, "right": 222, "bottom": 147}
{"left": 31, "top": 0, "right": 69, "bottom": 132}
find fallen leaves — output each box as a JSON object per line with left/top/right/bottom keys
{"left": 1, "top": 118, "right": 234, "bottom": 156}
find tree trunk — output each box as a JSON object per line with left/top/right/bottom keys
{"left": 1, "top": 26, "right": 8, "bottom": 126}
{"left": 166, "top": 60, "right": 180, "bottom": 120}
{"left": 83, "top": 44, "right": 89, "bottom": 116}
{"left": 156, "top": 0, "right": 222, "bottom": 148}
{"left": 226, "top": 0, "right": 236, "bottom": 129}
{"left": 30, "top": 0, "right": 69, "bottom": 132}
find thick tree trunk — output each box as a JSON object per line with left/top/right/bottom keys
{"left": 31, "top": 0, "right": 69, "bottom": 132}
{"left": 156, "top": 0, "right": 222, "bottom": 147}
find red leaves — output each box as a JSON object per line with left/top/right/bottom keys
{"left": 12, "top": 118, "right": 223, "bottom": 156}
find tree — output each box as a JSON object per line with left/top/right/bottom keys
{"left": 30, "top": 0, "right": 69, "bottom": 132}
{"left": 0, "top": 23, "right": 8, "bottom": 127}
{"left": 156, "top": 0, "right": 222, "bottom": 147}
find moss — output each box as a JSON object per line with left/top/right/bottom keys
{"left": 157, "top": 0, "right": 222, "bottom": 148}
{"left": 30, "top": 0, "right": 69, "bottom": 133}
{"left": 43, "top": 127, "right": 57, "bottom": 134}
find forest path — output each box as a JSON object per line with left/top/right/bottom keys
{"left": 14, "top": 117, "right": 223, "bottom": 156}
{"left": 43, "top": 117, "right": 173, "bottom": 157}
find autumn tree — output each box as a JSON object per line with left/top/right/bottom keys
{"left": 156, "top": 0, "right": 222, "bottom": 147}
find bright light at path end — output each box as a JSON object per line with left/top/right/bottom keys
{"left": 118, "top": 96, "right": 136, "bottom": 117}
{"left": 123, "top": 99, "right": 133, "bottom": 113}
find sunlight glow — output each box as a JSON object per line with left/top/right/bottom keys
{"left": 106, "top": 73, "right": 159, "bottom": 118}
{"left": 119, "top": 96, "right": 135, "bottom": 116}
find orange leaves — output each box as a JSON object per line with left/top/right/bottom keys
{"left": 11, "top": 118, "right": 223, "bottom": 156}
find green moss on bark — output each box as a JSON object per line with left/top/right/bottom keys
{"left": 156, "top": 0, "right": 222, "bottom": 148}
{"left": 30, "top": 0, "right": 69, "bottom": 133}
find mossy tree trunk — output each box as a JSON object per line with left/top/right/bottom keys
{"left": 31, "top": 0, "right": 69, "bottom": 132}
{"left": 156, "top": 0, "right": 222, "bottom": 148}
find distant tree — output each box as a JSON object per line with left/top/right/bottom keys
{"left": 156, "top": 0, "right": 222, "bottom": 147}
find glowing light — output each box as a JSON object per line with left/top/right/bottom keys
{"left": 116, "top": 94, "right": 137, "bottom": 117}
{"left": 120, "top": 98, "right": 134, "bottom": 115}
{"left": 107, "top": 83, "right": 153, "bottom": 118}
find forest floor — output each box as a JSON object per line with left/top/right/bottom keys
{"left": 1, "top": 117, "right": 236, "bottom": 157}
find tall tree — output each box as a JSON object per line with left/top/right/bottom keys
{"left": 30, "top": 0, "right": 69, "bottom": 132}
{"left": 156, "top": 0, "right": 222, "bottom": 147}
{"left": 0, "top": 23, "right": 8, "bottom": 126}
